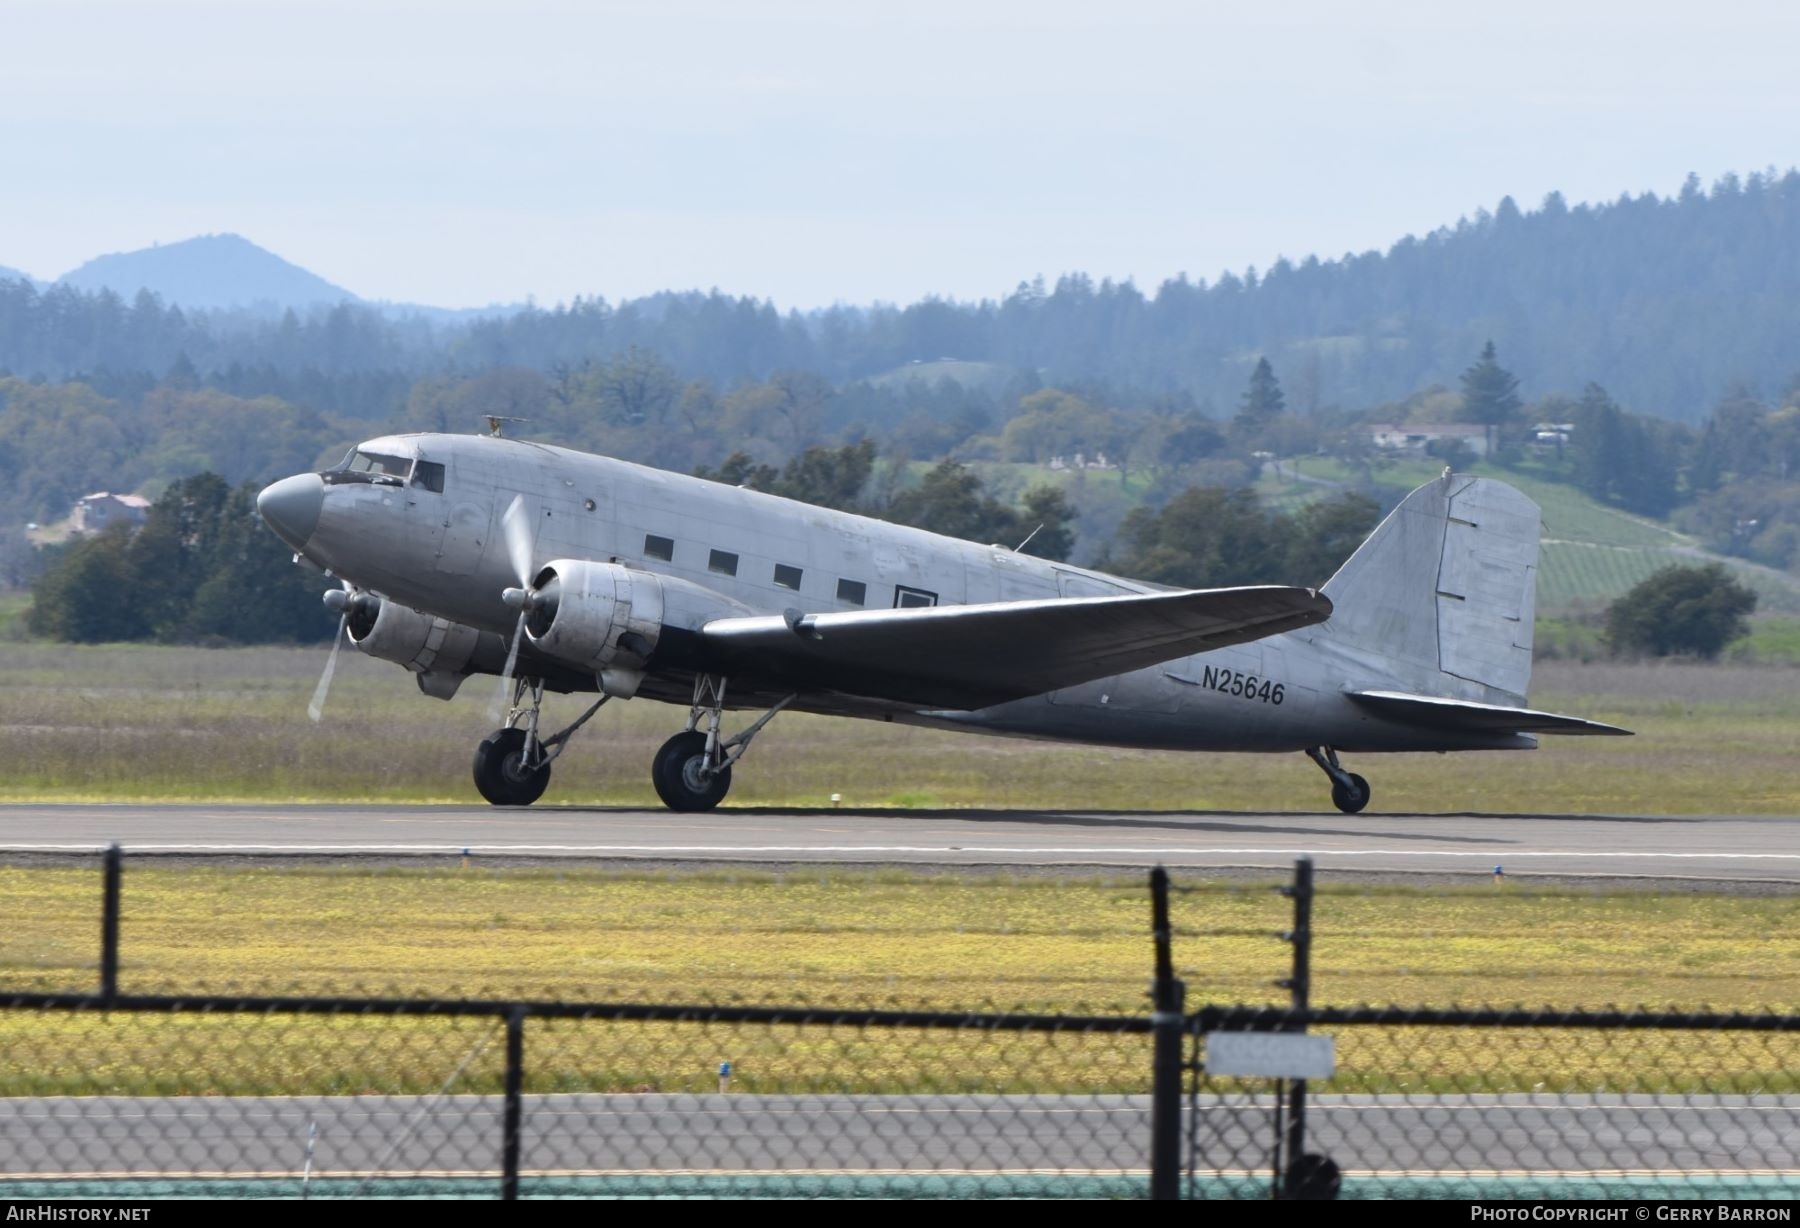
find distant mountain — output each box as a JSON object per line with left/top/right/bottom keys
{"left": 57, "top": 234, "right": 357, "bottom": 312}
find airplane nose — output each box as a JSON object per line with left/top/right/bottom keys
{"left": 257, "top": 474, "right": 325, "bottom": 550}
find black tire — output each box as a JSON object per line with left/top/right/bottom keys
{"left": 1330, "top": 772, "right": 1370, "bottom": 815}
{"left": 651, "top": 730, "right": 732, "bottom": 812}
{"left": 473, "top": 727, "right": 551, "bottom": 807}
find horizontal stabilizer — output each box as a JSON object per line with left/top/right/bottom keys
{"left": 702, "top": 586, "right": 1332, "bottom": 710}
{"left": 1347, "top": 689, "right": 1633, "bottom": 736}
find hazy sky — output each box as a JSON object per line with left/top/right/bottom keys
{"left": 3, "top": 1, "right": 1797, "bottom": 308}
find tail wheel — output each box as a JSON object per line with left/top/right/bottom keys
{"left": 651, "top": 730, "right": 732, "bottom": 812}
{"left": 473, "top": 727, "right": 551, "bottom": 807}
{"left": 1330, "top": 772, "right": 1371, "bottom": 815}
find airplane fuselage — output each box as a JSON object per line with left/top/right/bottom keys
{"left": 273, "top": 432, "right": 1532, "bottom": 758}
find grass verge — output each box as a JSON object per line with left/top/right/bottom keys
{"left": 1, "top": 864, "right": 1793, "bottom": 1095}
{"left": 2, "top": 645, "right": 1799, "bottom": 811}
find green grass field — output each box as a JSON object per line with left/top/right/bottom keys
{"left": 9, "top": 864, "right": 1796, "bottom": 1009}
{"left": 1492, "top": 467, "right": 1691, "bottom": 550}
{"left": 2, "top": 643, "right": 1796, "bottom": 812}
{"left": 1734, "top": 614, "right": 1800, "bottom": 664}
{"left": 1, "top": 864, "right": 1793, "bottom": 1096}
{"left": 1537, "top": 543, "right": 1687, "bottom": 609}
{"left": 0, "top": 592, "right": 29, "bottom": 640}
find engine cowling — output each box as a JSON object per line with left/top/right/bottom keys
{"left": 523, "top": 559, "right": 749, "bottom": 693}
{"left": 347, "top": 595, "right": 483, "bottom": 698}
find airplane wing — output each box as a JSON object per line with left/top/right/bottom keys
{"left": 699, "top": 586, "right": 1331, "bottom": 710}
{"left": 1345, "top": 690, "right": 1633, "bottom": 736}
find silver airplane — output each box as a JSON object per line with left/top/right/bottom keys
{"left": 255, "top": 432, "right": 1629, "bottom": 813}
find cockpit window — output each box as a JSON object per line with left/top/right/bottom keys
{"left": 347, "top": 451, "right": 412, "bottom": 478}
{"left": 323, "top": 449, "right": 415, "bottom": 487}
{"left": 412, "top": 460, "right": 445, "bottom": 493}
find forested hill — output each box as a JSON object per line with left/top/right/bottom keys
{"left": 2, "top": 171, "right": 1797, "bottom": 421}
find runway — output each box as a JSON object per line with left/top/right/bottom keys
{"left": 0, "top": 803, "right": 1795, "bottom": 882}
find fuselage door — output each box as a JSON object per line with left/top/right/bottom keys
{"left": 434, "top": 452, "right": 494, "bottom": 575}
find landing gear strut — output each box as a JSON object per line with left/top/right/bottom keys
{"left": 472, "top": 679, "right": 609, "bottom": 807}
{"left": 1306, "top": 746, "right": 1371, "bottom": 814}
{"left": 651, "top": 675, "right": 793, "bottom": 812}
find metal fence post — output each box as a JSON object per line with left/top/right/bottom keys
{"left": 502, "top": 1005, "right": 525, "bottom": 1201}
{"left": 1149, "top": 866, "right": 1185, "bottom": 1200}
{"left": 100, "top": 843, "right": 122, "bottom": 1003}
{"left": 1276, "top": 857, "right": 1331, "bottom": 1198}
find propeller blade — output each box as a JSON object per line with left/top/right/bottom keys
{"left": 307, "top": 613, "right": 347, "bottom": 723}
{"left": 501, "top": 494, "right": 535, "bottom": 589}
{"left": 491, "top": 614, "right": 526, "bottom": 721}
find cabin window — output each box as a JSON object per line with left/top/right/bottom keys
{"left": 773, "top": 563, "right": 803, "bottom": 590}
{"left": 644, "top": 534, "right": 674, "bottom": 562}
{"left": 894, "top": 585, "right": 937, "bottom": 608}
{"left": 709, "top": 549, "right": 739, "bottom": 576}
{"left": 836, "top": 578, "right": 866, "bottom": 606}
{"left": 412, "top": 461, "right": 445, "bottom": 493}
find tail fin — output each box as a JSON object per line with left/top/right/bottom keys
{"left": 1320, "top": 473, "right": 1539, "bottom": 704}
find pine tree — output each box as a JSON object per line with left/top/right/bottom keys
{"left": 1232, "top": 357, "right": 1285, "bottom": 445}
{"left": 1460, "top": 341, "right": 1522, "bottom": 454}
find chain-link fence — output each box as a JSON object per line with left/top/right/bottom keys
{"left": 1170, "top": 859, "right": 1799, "bottom": 1200}
{"left": 0, "top": 996, "right": 1153, "bottom": 1198}
{"left": 1189, "top": 1007, "right": 1800, "bottom": 1200}
{"left": 0, "top": 850, "right": 1794, "bottom": 1200}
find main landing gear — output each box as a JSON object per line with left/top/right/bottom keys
{"left": 1306, "top": 746, "right": 1371, "bottom": 814}
{"left": 651, "top": 675, "right": 793, "bottom": 812}
{"left": 472, "top": 679, "right": 610, "bottom": 806}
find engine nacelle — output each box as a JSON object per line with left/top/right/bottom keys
{"left": 346, "top": 594, "right": 482, "bottom": 698}
{"left": 524, "top": 559, "right": 748, "bottom": 693}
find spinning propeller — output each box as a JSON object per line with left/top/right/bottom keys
{"left": 494, "top": 494, "right": 548, "bottom": 717}
{"left": 309, "top": 582, "right": 369, "bottom": 723}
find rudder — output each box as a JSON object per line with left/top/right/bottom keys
{"left": 1320, "top": 473, "right": 1539, "bottom": 704}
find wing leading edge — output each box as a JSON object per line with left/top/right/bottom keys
{"left": 700, "top": 586, "right": 1332, "bottom": 710}
{"left": 1346, "top": 690, "right": 1633, "bottom": 736}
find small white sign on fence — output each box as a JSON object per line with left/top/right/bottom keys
{"left": 1205, "top": 1032, "right": 1336, "bottom": 1079}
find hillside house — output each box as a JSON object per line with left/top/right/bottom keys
{"left": 71, "top": 492, "right": 151, "bottom": 534}
{"left": 1368, "top": 424, "right": 1490, "bottom": 457}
